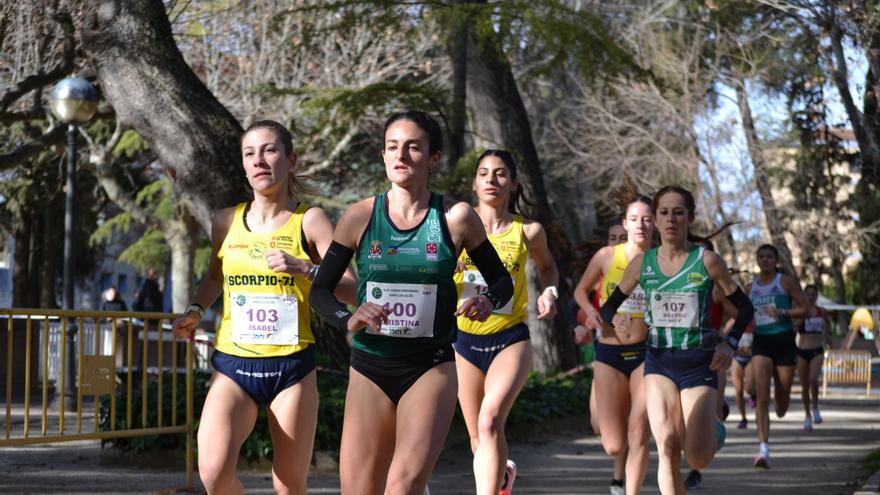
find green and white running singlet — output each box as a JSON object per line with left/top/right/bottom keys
{"left": 353, "top": 192, "right": 458, "bottom": 357}
{"left": 749, "top": 273, "right": 792, "bottom": 336}
{"left": 639, "top": 246, "right": 715, "bottom": 350}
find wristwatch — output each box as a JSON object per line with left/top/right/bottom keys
{"left": 185, "top": 303, "right": 205, "bottom": 320}
{"left": 545, "top": 285, "right": 559, "bottom": 300}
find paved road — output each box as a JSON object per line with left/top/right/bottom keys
{"left": 1, "top": 387, "right": 878, "bottom": 494}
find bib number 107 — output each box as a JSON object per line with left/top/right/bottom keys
{"left": 247, "top": 308, "right": 279, "bottom": 323}
{"left": 661, "top": 302, "right": 686, "bottom": 313}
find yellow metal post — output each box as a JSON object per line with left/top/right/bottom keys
{"left": 127, "top": 319, "right": 133, "bottom": 429}
{"left": 95, "top": 318, "right": 101, "bottom": 433}
{"left": 171, "top": 331, "right": 177, "bottom": 427}
{"left": 24, "top": 317, "right": 32, "bottom": 438}
{"left": 60, "top": 318, "right": 66, "bottom": 433}
{"left": 5, "top": 317, "right": 12, "bottom": 440}
{"left": 186, "top": 338, "right": 194, "bottom": 490}
{"left": 42, "top": 320, "right": 49, "bottom": 436}
{"left": 111, "top": 318, "right": 117, "bottom": 431}
{"left": 142, "top": 319, "right": 148, "bottom": 428}
{"left": 157, "top": 318, "right": 163, "bottom": 428}
{"left": 76, "top": 317, "right": 83, "bottom": 434}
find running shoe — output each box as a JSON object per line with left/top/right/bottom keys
{"left": 715, "top": 419, "right": 726, "bottom": 451}
{"left": 812, "top": 407, "right": 823, "bottom": 424}
{"left": 753, "top": 455, "right": 770, "bottom": 469}
{"left": 804, "top": 416, "right": 813, "bottom": 432}
{"left": 748, "top": 395, "right": 757, "bottom": 409}
{"left": 684, "top": 469, "right": 702, "bottom": 490}
{"left": 500, "top": 459, "right": 517, "bottom": 495}
{"left": 738, "top": 418, "right": 748, "bottom": 429}
{"left": 609, "top": 484, "right": 625, "bottom": 495}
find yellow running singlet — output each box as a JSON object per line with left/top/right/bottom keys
{"left": 600, "top": 243, "right": 647, "bottom": 318}
{"left": 455, "top": 215, "right": 528, "bottom": 335}
{"left": 215, "top": 202, "right": 315, "bottom": 357}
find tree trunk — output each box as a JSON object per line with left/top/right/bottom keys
{"left": 12, "top": 220, "right": 33, "bottom": 308}
{"left": 444, "top": 2, "right": 469, "bottom": 172}
{"left": 165, "top": 214, "right": 196, "bottom": 313}
{"left": 465, "top": 17, "right": 577, "bottom": 372}
{"left": 734, "top": 75, "right": 799, "bottom": 280}
{"left": 81, "top": 0, "right": 249, "bottom": 235}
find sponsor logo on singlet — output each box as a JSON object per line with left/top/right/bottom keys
{"left": 368, "top": 240, "right": 382, "bottom": 259}
{"left": 248, "top": 241, "right": 268, "bottom": 260}
{"left": 426, "top": 243, "right": 438, "bottom": 261}
{"left": 688, "top": 272, "right": 705, "bottom": 285}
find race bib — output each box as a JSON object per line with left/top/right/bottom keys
{"left": 650, "top": 291, "right": 698, "bottom": 328}
{"left": 804, "top": 316, "right": 825, "bottom": 334}
{"left": 754, "top": 302, "right": 777, "bottom": 326}
{"left": 619, "top": 285, "right": 647, "bottom": 315}
{"left": 230, "top": 292, "right": 299, "bottom": 346}
{"left": 366, "top": 282, "right": 437, "bottom": 338}
{"left": 458, "top": 270, "right": 514, "bottom": 315}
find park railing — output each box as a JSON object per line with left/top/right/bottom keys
{"left": 0, "top": 308, "right": 194, "bottom": 490}
{"left": 822, "top": 349, "right": 873, "bottom": 397}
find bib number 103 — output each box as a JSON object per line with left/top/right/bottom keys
{"left": 247, "top": 308, "right": 279, "bottom": 323}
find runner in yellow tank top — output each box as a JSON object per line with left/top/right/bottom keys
{"left": 214, "top": 201, "right": 316, "bottom": 357}
{"left": 455, "top": 214, "right": 529, "bottom": 336}
{"left": 453, "top": 150, "right": 559, "bottom": 495}
{"left": 574, "top": 194, "right": 653, "bottom": 495}
{"left": 172, "top": 121, "right": 355, "bottom": 494}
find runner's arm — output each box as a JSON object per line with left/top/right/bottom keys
{"left": 523, "top": 220, "right": 559, "bottom": 319}
{"left": 705, "top": 250, "right": 753, "bottom": 344}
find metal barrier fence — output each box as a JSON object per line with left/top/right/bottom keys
{"left": 822, "top": 349, "right": 873, "bottom": 397}
{"left": 0, "top": 308, "right": 194, "bottom": 489}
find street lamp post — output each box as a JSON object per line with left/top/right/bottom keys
{"left": 49, "top": 77, "right": 98, "bottom": 403}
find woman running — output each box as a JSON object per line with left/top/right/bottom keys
{"left": 731, "top": 323, "right": 755, "bottom": 429}
{"left": 746, "top": 244, "right": 808, "bottom": 468}
{"left": 574, "top": 195, "right": 654, "bottom": 495}
{"left": 590, "top": 185, "right": 754, "bottom": 495}
{"left": 171, "top": 120, "right": 356, "bottom": 494}
{"left": 309, "top": 111, "right": 513, "bottom": 494}
{"left": 453, "top": 149, "right": 559, "bottom": 495}
{"left": 797, "top": 284, "right": 830, "bottom": 432}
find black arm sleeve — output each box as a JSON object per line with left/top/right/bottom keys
{"left": 599, "top": 287, "right": 629, "bottom": 324}
{"left": 726, "top": 287, "right": 754, "bottom": 342}
{"left": 308, "top": 241, "right": 355, "bottom": 331}
{"left": 467, "top": 239, "right": 514, "bottom": 310}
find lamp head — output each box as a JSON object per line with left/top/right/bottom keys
{"left": 49, "top": 77, "right": 98, "bottom": 124}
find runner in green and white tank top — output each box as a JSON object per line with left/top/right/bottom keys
{"left": 308, "top": 111, "right": 513, "bottom": 495}
{"left": 640, "top": 246, "right": 715, "bottom": 350}
{"left": 593, "top": 186, "right": 753, "bottom": 493}
{"left": 353, "top": 191, "right": 458, "bottom": 357}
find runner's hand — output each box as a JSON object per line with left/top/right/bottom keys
{"left": 454, "top": 261, "right": 467, "bottom": 274}
{"left": 172, "top": 311, "right": 199, "bottom": 341}
{"left": 583, "top": 309, "right": 615, "bottom": 336}
{"left": 710, "top": 341, "right": 734, "bottom": 371}
{"left": 611, "top": 313, "right": 633, "bottom": 334}
{"left": 265, "top": 249, "right": 312, "bottom": 276}
{"left": 456, "top": 295, "right": 494, "bottom": 322}
{"left": 347, "top": 302, "right": 390, "bottom": 333}
{"left": 573, "top": 324, "right": 593, "bottom": 345}
{"left": 537, "top": 291, "right": 557, "bottom": 320}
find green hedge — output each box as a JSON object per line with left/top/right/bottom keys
{"left": 100, "top": 366, "right": 591, "bottom": 463}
